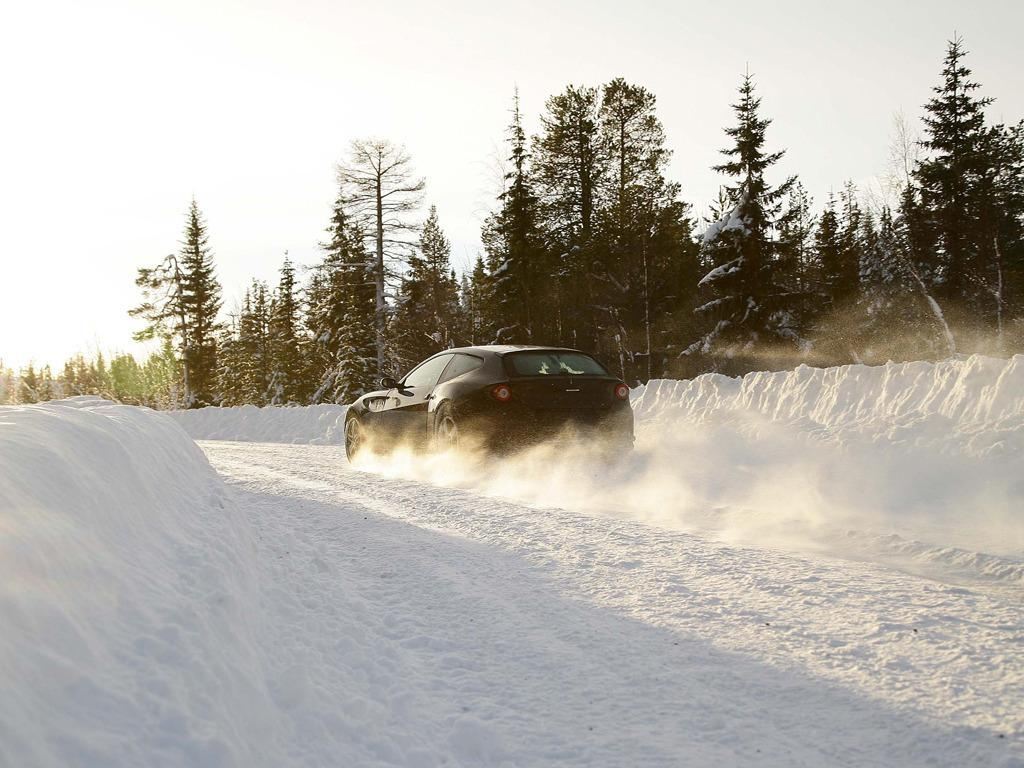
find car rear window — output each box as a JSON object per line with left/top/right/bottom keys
{"left": 505, "top": 351, "right": 609, "bottom": 377}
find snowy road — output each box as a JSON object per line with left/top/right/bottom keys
{"left": 202, "top": 440, "right": 1023, "bottom": 767}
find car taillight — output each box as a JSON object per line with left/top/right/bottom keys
{"left": 491, "top": 383, "right": 512, "bottom": 402}
{"left": 614, "top": 383, "right": 629, "bottom": 401}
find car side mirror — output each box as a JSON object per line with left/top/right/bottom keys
{"left": 380, "top": 376, "right": 398, "bottom": 390}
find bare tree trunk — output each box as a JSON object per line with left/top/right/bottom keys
{"left": 992, "top": 236, "right": 1004, "bottom": 353}
{"left": 643, "top": 235, "right": 652, "bottom": 382}
{"left": 374, "top": 173, "right": 386, "bottom": 373}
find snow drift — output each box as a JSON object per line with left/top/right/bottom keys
{"left": 167, "top": 403, "right": 348, "bottom": 444}
{"left": 0, "top": 398, "right": 276, "bottom": 767}
{"left": 633, "top": 353, "right": 1024, "bottom": 458}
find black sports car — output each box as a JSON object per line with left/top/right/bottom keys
{"left": 343, "top": 345, "right": 634, "bottom": 460}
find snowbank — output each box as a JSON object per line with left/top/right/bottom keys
{"left": 0, "top": 398, "right": 278, "bottom": 767}
{"left": 167, "top": 403, "right": 348, "bottom": 444}
{"left": 633, "top": 354, "right": 1024, "bottom": 458}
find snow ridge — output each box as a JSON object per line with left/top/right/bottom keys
{"left": 633, "top": 354, "right": 1024, "bottom": 457}
{"left": 0, "top": 398, "right": 278, "bottom": 767}
{"left": 168, "top": 402, "right": 349, "bottom": 444}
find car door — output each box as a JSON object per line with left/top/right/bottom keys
{"left": 387, "top": 354, "right": 453, "bottom": 444}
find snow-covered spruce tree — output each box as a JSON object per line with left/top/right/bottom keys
{"left": 244, "top": 281, "right": 273, "bottom": 403}
{"left": 480, "top": 89, "right": 552, "bottom": 345}
{"left": 216, "top": 309, "right": 246, "bottom": 406}
{"left": 776, "top": 181, "right": 817, "bottom": 333}
{"left": 835, "top": 182, "right": 864, "bottom": 308}
{"left": 389, "top": 205, "right": 461, "bottom": 371}
{"left": 533, "top": 84, "right": 604, "bottom": 351}
{"left": 267, "top": 255, "right": 309, "bottom": 404}
{"left": 308, "top": 194, "right": 377, "bottom": 403}
{"left": 810, "top": 182, "right": 869, "bottom": 362}
{"left": 856, "top": 207, "right": 938, "bottom": 362}
{"left": 592, "top": 78, "right": 698, "bottom": 383}
{"left": 684, "top": 74, "right": 799, "bottom": 372}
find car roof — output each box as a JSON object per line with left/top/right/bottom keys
{"left": 446, "top": 345, "right": 582, "bottom": 357}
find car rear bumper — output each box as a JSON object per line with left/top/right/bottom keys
{"left": 464, "top": 405, "right": 634, "bottom": 451}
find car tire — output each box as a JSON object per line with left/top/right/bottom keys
{"left": 433, "top": 403, "right": 461, "bottom": 452}
{"left": 344, "top": 414, "right": 366, "bottom": 462}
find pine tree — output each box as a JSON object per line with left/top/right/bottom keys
{"left": 592, "top": 78, "right": 698, "bottom": 382}
{"left": 813, "top": 194, "right": 841, "bottom": 295}
{"left": 19, "top": 364, "right": 39, "bottom": 403}
{"left": 685, "top": 74, "right": 799, "bottom": 370}
{"left": 533, "top": 84, "right": 605, "bottom": 350}
{"left": 978, "top": 120, "right": 1024, "bottom": 346}
{"left": 309, "top": 194, "right": 378, "bottom": 403}
{"left": 835, "top": 181, "right": 864, "bottom": 308}
{"left": 389, "top": 206, "right": 462, "bottom": 370}
{"left": 856, "top": 207, "right": 936, "bottom": 361}
{"left": 916, "top": 37, "right": 996, "bottom": 317}
{"left": 481, "top": 90, "right": 552, "bottom": 344}
{"left": 216, "top": 308, "right": 245, "bottom": 406}
{"left": 464, "top": 255, "right": 496, "bottom": 344}
{"left": 36, "top": 365, "right": 56, "bottom": 401}
{"left": 178, "top": 200, "right": 222, "bottom": 405}
{"left": 775, "top": 182, "right": 817, "bottom": 336}
{"left": 267, "top": 254, "right": 309, "bottom": 404}
{"left": 239, "top": 281, "right": 272, "bottom": 404}
{"left": 130, "top": 199, "right": 222, "bottom": 407}
{"left": 0, "top": 363, "right": 15, "bottom": 404}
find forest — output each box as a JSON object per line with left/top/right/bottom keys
{"left": 3, "top": 38, "right": 1022, "bottom": 408}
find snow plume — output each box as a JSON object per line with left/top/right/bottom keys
{"left": 354, "top": 355, "right": 1024, "bottom": 585}
{"left": 0, "top": 398, "right": 277, "bottom": 767}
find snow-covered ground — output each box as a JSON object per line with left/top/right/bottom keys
{"left": 0, "top": 398, "right": 270, "bottom": 766}
{"left": 3, "top": 358, "right": 1023, "bottom": 766}
{"left": 168, "top": 402, "right": 349, "bottom": 444}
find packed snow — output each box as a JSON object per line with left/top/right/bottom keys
{"left": 3, "top": 358, "right": 1023, "bottom": 766}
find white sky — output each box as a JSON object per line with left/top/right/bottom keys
{"left": 2, "top": 0, "right": 1022, "bottom": 369}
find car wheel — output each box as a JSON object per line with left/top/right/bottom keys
{"left": 434, "top": 404, "right": 460, "bottom": 451}
{"left": 344, "top": 415, "right": 366, "bottom": 462}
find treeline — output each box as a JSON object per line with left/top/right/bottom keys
{"left": 5, "top": 38, "right": 1022, "bottom": 408}
{"left": 0, "top": 343, "right": 179, "bottom": 406}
